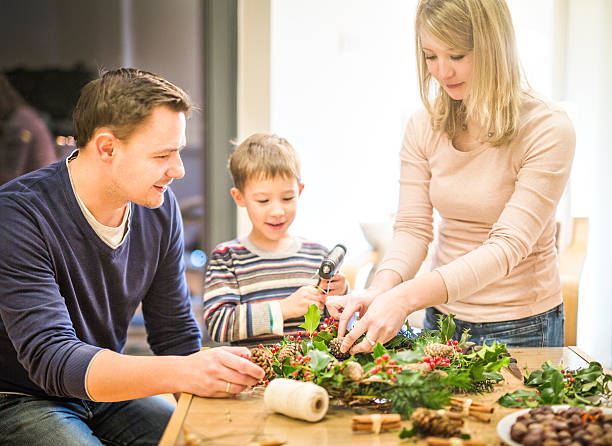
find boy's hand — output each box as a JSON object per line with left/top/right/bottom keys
{"left": 279, "top": 286, "right": 326, "bottom": 320}
{"left": 318, "top": 272, "right": 348, "bottom": 296}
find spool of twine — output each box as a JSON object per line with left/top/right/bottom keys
{"left": 263, "top": 378, "right": 329, "bottom": 422}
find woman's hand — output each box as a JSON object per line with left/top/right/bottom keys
{"left": 340, "top": 271, "right": 448, "bottom": 354}
{"left": 339, "top": 288, "right": 411, "bottom": 354}
{"left": 326, "top": 289, "right": 379, "bottom": 337}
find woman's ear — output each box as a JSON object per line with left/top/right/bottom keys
{"left": 230, "top": 187, "right": 245, "bottom": 207}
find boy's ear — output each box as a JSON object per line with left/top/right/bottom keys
{"left": 298, "top": 183, "right": 304, "bottom": 196}
{"left": 230, "top": 187, "right": 245, "bottom": 207}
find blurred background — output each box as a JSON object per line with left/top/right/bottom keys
{"left": 1, "top": 0, "right": 610, "bottom": 366}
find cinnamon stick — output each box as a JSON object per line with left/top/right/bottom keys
{"left": 425, "top": 437, "right": 487, "bottom": 446}
{"left": 352, "top": 422, "right": 402, "bottom": 432}
{"left": 450, "top": 398, "right": 494, "bottom": 413}
{"left": 352, "top": 414, "right": 401, "bottom": 424}
{"left": 467, "top": 411, "right": 490, "bottom": 423}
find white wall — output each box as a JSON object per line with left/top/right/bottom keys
{"left": 270, "top": 0, "right": 417, "bottom": 257}
{"left": 564, "top": 0, "right": 612, "bottom": 368}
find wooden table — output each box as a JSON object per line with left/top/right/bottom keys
{"left": 159, "top": 347, "right": 602, "bottom": 446}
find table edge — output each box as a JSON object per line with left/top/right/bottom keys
{"left": 158, "top": 392, "right": 193, "bottom": 446}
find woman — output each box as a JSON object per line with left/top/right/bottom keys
{"left": 328, "top": 0, "right": 575, "bottom": 352}
{"left": 0, "top": 74, "right": 57, "bottom": 185}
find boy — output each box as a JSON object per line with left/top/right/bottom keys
{"left": 0, "top": 68, "right": 263, "bottom": 446}
{"left": 203, "top": 133, "right": 348, "bottom": 345}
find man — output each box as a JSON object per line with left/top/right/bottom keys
{"left": 0, "top": 68, "right": 263, "bottom": 445}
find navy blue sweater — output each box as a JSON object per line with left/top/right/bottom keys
{"left": 0, "top": 158, "right": 201, "bottom": 399}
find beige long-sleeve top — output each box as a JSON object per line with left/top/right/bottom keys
{"left": 379, "top": 92, "right": 576, "bottom": 322}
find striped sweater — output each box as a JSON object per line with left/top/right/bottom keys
{"left": 203, "top": 236, "right": 329, "bottom": 345}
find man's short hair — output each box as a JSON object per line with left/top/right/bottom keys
{"left": 73, "top": 68, "right": 191, "bottom": 148}
{"left": 229, "top": 133, "right": 301, "bottom": 191}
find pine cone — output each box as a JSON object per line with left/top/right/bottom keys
{"left": 424, "top": 343, "right": 455, "bottom": 359}
{"left": 277, "top": 343, "right": 300, "bottom": 365}
{"left": 250, "top": 348, "right": 274, "bottom": 380}
{"left": 411, "top": 408, "right": 461, "bottom": 437}
{"left": 329, "top": 337, "right": 350, "bottom": 360}
{"left": 343, "top": 361, "right": 364, "bottom": 381}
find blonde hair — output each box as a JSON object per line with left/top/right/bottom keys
{"left": 229, "top": 133, "right": 301, "bottom": 191}
{"left": 415, "top": 0, "right": 523, "bottom": 146}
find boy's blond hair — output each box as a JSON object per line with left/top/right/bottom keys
{"left": 415, "top": 0, "right": 523, "bottom": 147}
{"left": 229, "top": 133, "right": 301, "bottom": 191}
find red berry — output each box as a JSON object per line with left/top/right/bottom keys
{"left": 570, "top": 377, "right": 575, "bottom": 383}
{"left": 289, "top": 336, "right": 294, "bottom": 341}
{"left": 258, "top": 343, "right": 263, "bottom": 348}
{"left": 382, "top": 353, "right": 390, "bottom": 361}
{"left": 388, "top": 360, "right": 396, "bottom": 366}
{"left": 376, "top": 357, "right": 383, "bottom": 365}
{"left": 456, "top": 347, "right": 462, "bottom": 352}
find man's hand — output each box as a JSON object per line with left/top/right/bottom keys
{"left": 180, "top": 346, "right": 265, "bottom": 398}
{"left": 86, "top": 346, "right": 265, "bottom": 401}
{"left": 279, "top": 286, "right": 326, "bottom": 320}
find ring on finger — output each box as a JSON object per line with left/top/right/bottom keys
{"left": 365, "top": 336, "right": 376, "bottom": 347}
{"left": 225, "top": 381, "right": 231, "bottom": 393}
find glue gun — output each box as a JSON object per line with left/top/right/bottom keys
{"left": 316, "top": 244, "right": 347, "bottom": 291}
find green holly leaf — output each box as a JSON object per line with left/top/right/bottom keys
{"left": 498, "top": 389, "right": 541, "bottom": 408}
{"left": 539, "top": 368, "right": 565, "bottom": 405}
{"left": 314, "top": 330, "right": 333, "bottom": 343}
{"left": 372, "top": 342, "right": 387, "bottom": 358}
{"left": 438, "top": 313, "right": 456, "bottom": 343}
{"left": 299, "top": 304, "right": 322, "bottom": 334}
{"left": 395, "top": 348, "right": 424, "bottom": 364}
{"left": 312, "top": 340, "right": 328, "bottom": 352}
{"left": 399, "top": 426, "right": 417, "bottom": 438}
{"left": 308, "top": 349, "right": 333, "bottom": 373}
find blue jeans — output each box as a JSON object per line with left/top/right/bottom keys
{"left": 423, "top": 304, "right": 564, "bottom": 347}
{"left": 0, "top": 394, "right": 174, "bottom": 445}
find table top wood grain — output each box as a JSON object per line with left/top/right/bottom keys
{"left": 159, "top": 347, "right": 600, "bottom": 446}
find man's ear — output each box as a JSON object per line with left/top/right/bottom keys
{"left": 230, "top": 187, "right": 245, "bottom": 207}
{"left": 91, "top": 130, "right": 117, "bottom": 162}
